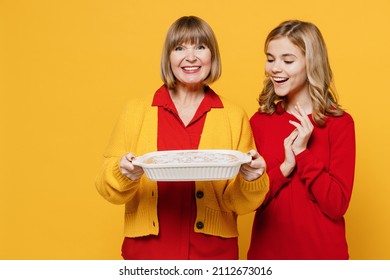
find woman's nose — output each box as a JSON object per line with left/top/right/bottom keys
{"left": 185, "top": 50, "right": 197, "bottom": 62}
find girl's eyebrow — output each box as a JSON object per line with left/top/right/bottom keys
{"left": 282, "top": 53, "right": 297, "bottom": 58}
{"left": 266, "top": 52, "right": 297, "bottom": 58}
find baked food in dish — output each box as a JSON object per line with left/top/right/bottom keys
{"left": 132, "top": 149, "right": 251, "bottom": 181}
{"left": 144, "top": 151, "right": 239, "bottom": 164}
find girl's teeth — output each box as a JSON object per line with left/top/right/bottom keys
{"left": 274, "top": 77, "right": 288, "bottom": 83}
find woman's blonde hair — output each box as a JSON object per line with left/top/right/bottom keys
{"left": 160, "top": 16, "right": 222, "bottom": 89}
{"left": 258, "top": 20, "right": 344, "bottom": 126}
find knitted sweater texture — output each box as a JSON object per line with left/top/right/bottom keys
{"left": 95, "top": 94, "right": 269, "bottom": 238}
{"left": 248, "top": 108, "right": 355, "bottom": 259}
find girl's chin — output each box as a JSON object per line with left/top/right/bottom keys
{"left": 274, "top": 90, "right": 288, "bottom": 97}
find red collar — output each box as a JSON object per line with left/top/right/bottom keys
{"left": 152, "top": 85, "right": 224, "bottom": 109}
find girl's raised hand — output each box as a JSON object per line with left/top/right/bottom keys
{"left": 288, "top": 103, "right": 314, "bottom": 155}
{"left": 280, "top": 129, "right": 298, "bottom": 177}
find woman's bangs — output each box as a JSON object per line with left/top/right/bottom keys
{"left": 172, "top": 27, "right": 210, "bottom": 49}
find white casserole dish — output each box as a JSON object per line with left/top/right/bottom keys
{"left": 132, "top": 149, "right": 251, "bottom": 181}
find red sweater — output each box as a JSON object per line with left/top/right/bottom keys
{"left": 248, "top": 105, "right": 355, "bottom": 259}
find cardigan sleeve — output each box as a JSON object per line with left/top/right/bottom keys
{"left": 225, "top": 172, "right": 269, "bottom": 215}
{"left": 296, "top": 113, "right": 356, "bottom": 219}
{"left": 95, "top": 100, "right": 145, "bottom": 205}
{"left": 221, "top": 103, "right": 269, "bottom": 214}
{"left": 95, "top": 158, "right": 142, "bottom": 204}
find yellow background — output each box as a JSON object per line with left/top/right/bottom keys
{"left": 1, "top": 0, "right": 389, "bottom": 260}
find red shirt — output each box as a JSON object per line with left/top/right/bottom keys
{"left": 122, "top": 85, "right": 238, "bottom": 259}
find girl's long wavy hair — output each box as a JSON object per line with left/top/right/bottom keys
{"left": 258, "top": 20, "right": 344, "bottom": 126}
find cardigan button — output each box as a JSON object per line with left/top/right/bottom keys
{"left": 196, "top": 191, "right": 204, "bottom": 199}
{"left": 196, "top": 221, "right": 204, "bottom": 229}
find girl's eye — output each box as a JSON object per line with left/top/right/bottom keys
{"left": 266, "top": 56, "right": 274, "bottom": 63}
{"left": 284, "top": 61, "right": 294, "bottom": 64}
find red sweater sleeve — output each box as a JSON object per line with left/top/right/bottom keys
{"left": 296, "top": 113, "right": 356, "bottom": 219}
{"left": 262, "top": 161, "right": 290, "bottom": 205}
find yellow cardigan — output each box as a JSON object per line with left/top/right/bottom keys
{"left": 95, "top": 96, "right": 269, "bottom": 238}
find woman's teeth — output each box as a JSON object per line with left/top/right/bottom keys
{"left": 183, "top": 67, "right": 200, "bottom": 71}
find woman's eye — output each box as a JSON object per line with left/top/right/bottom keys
{"left": 196, "top": 45, "right": 206, "bottom": 50}
{"left": 174, "top": 46, "right": 184, "bottom": 51}
{"left": 267, "top": 59, "right": 274, "bottom": 63}
{"left": 284, "top": 61, "right": 294, "bottom": 64}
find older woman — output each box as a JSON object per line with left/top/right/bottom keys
{"left": 95, "top": 16, "right": 269, "bottom": 260}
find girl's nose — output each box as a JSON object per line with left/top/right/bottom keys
{"left": 271, "top": 62, "right": 282, "bottom": 73}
